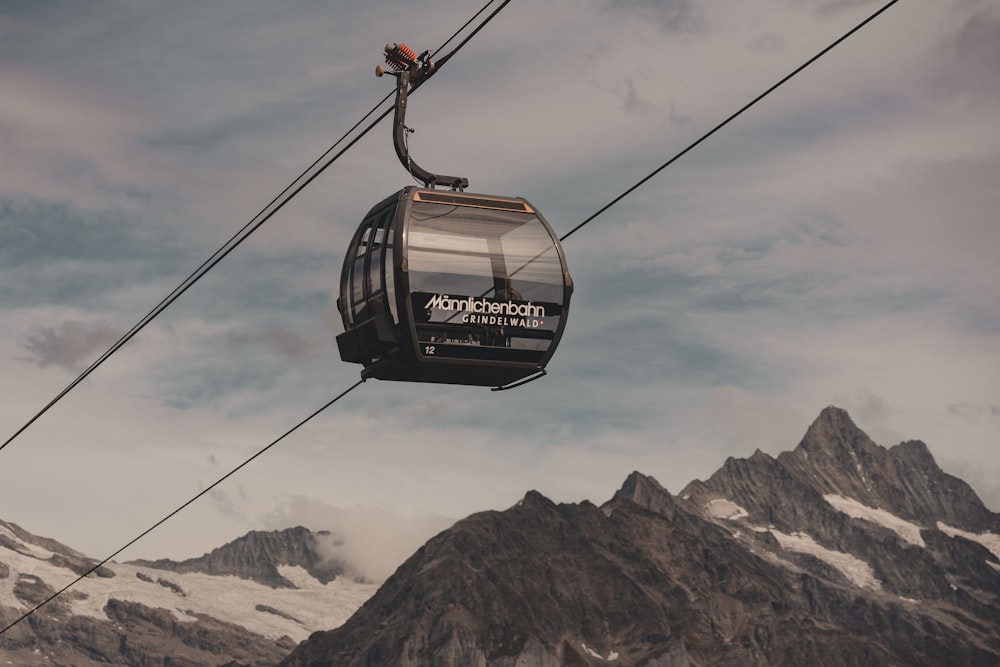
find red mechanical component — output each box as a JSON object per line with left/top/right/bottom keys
{"left": 385, "top": 43, "right": 419, "bottom": 71}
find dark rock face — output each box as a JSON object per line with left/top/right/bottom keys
{"left": 0, "top": 599, "right": 290, "bottom": 667}
{"left": 130, "top": 525, "right": 346, "bottom": 588}
{"left": 280, "top": 407, "right": 1000, "bottom": 667}
{"left": 0, "top": 519, "right": 112, "bottom": 580}
{"left": 771, "top": 407, "right": 998, "bottom": 532}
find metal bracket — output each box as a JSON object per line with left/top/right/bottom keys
{"left": 376, "top": 43, "right": 469, "bottom": 191}
{"left": 492, "top": 368, "right": 547, "bottom": 391}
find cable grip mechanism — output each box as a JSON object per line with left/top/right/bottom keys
{"left": 375, "top": 42, "right": 468, "bottom": 191}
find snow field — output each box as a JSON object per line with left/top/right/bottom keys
{"left": 823, "top": 494, "right": 925, "bottom": 547}
{"left": 936, "top": 522, "right": 1000, "bottom": 563}
{"left": 769, "top": 529, "right": 881, "bottom": 591}
{"left": 706, "top": 499, "right": 749, "bottom": 521}
{"left": 1, "top": 538, "right": 376, "bottom": 641}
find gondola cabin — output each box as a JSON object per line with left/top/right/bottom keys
{"left": 337, "top": 187, "right": 573, "bottom": 388}
{"left": 336, "top": 43, "right": 573, "bottom": 388}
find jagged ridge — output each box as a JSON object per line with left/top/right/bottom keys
{"left": 129, "top": 525, "right": 346, "bottom": 588}
{"left": 1, "top": 523, "right": 374, "bottom": 666}
{"left": 280, "top": 406, "right": 1000, "bottom": 667}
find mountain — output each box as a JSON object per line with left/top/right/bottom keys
{"left": 3, "top": 407, "right": 999, "bottom": 666}
{"left": 0, "top": 523, "right": 376, "bottom": 666}
{"left": 130, "top": 526, "right": 347, "bottom": 588}
{"left": 280, "top": 407, "right": 1000, "bottom": 666}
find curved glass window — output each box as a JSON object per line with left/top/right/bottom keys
{"left": 345, "top": 206, "right": 396, "bottom": 328}
{"left": 406, "top": 200, "right": 566, "bottom": 360}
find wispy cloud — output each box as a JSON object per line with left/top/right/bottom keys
{"left": 21, "top": 320, "right": 120, "bottom": 372}
{"left": 262, "top": 496, "right": 454, "bottom": 583}
{"left": 0, "top": 195, "right": 190, "bottom": 310}
{"left": 226, "top": 326, "right": 322, "bottom": 363}
{"left": 598, "top": 0, "right": 704, "bottom": 32}
{"left": 0, "top": 0, "right": 997, "bottom": 563}
{"left": 812, "top": 0, "right": 885, "bottom": 18}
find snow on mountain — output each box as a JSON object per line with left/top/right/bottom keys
{"left": 701, "top": 493, "right": 939, "bottom": 593}
{"left": 5, "top": 406, "right": 1000, "bottom": 666}
{"left": 0, "top": 519, "right": 379, "bottom": 665}
{"left": 937, "top": 522, "right": 1000, "bottom": 561}
{"left": 0, "top": 523, "right": 374, "bottom": 642}
{"left": 706, "top": 498, "right": 748, "bottom": 520}
{"left": 581, "top": 642, "right": 620, "bottom": 662}
{"left": 703, "top": 494, "right": 891, "bottom": 592}
{"left": 280, "top": 407, "right": 1000, "bottom": 666}
{"left": 823, "top": 493, "right": 926, "bottom": 547}
{"left": 768, "top": 528, "right": 881, "bottom": 591}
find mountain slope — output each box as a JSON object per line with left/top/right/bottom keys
{"left": 130, "top": 526, "right": 347, "bottom": 588}
{"left": 281, "top": 407, "right": 1000, "bottom": 666}
{"left": 0, "top": 522, "right": 375, "bottom": 666}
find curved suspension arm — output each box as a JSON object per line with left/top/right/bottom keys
{"left": 378, "top": 46, "right": 469, "bottom": 191}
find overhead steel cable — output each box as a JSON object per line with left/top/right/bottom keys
{"left": 435, "top": 0, "right": 502, "bottom": 58}
{"left": 0, "top": 380, "right": 364, "bottom": 636}
{"left": 0, "top": 0, "right": 508, "bottom": 456}
{"left": 506, "top": 1, "right": 901, "bottom": 304}
{"left": 560, "top": 0, "right": 901, "bottom": 242}
{"left": 0, "top": 0, "right": 896, "bottom": 637}
{"left": 0, "top": 94, "right": 390, "bottom": 454}
{"left": 0, "top": 0, "right": 513, "bottom": 636}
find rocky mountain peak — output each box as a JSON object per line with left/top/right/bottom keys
{"left": 0, "top": 518, "right": 114, "bottom": 579}
{"left": 518, "top": 489, "right": 556, "bottom": 511}
{"left": 764, "top": 410, "right": 996, "bottom": 532}
{"left": 796, "top": 405, "right": 876, "bottom": 457}
{"left": 892, "top": 438, "right": 934, "bottom": 462}
{"left": 6, "top": 407, "right": 999, "bottom": 667}
{"left": 685, "top": 406, "right": 996, "bottom": 535}
{"left": 129, "top": 526, "right": 346, "bottom": 588}
{"left": 773, "top": 405, "right": 892, "bottom": 504}
{"left": 280, "top": 407, "right": 1000, "bottom": 667}
{"left": 613, "top": 471, "right": 677, "bottom": 519}
{"left": 1, "top": 520, "right": 371, "bottom": 666}
{"left": 884, "top": 439, "right": 999, "bottom": 532}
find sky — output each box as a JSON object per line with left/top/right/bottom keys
{"left": 1, "top": 0, "right": 998, "bottom": 574}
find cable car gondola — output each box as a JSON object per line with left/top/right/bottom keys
{"left": 336, "top": 44, "right": 573, "bottom": 390}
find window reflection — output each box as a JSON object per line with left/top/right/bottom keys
{"left": 407, "top": 201, "right": 564, "bottom": 356}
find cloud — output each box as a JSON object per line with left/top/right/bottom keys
{"left": 747, "top": 32, "right": 786, "bottom": 54}
{"left": 0, "top": 197, "right": 135, "bottom": 266}
{"left": 0, "top": 13, "right": 15, "bottom": 40}
{"left": 0, "top": 0, "right": 998, "bottom": 577}
{"left": 0, "top": 62, "right": 157, "bottom": 209}
{"left": 261, "top": 496, "right": 454, "bottom": 583}
{"left": 0, "top": 195, "right": 193, "bottom": 311}
{"left": 226, "top": 325, "right": 321, "bottom": 363}
{"left": 853, "top": 390, "right": 889, "bottom": 423}
{"left": 689, "top": 385, "right": 809, "bottom": 455}
{"left": 154, "top": 356, "right": 285, "bottom": 411}
{"left": 947, "top": 403, "right": 1000, "bottom": 419}
{"left": 207, "top": 485, "right": 251, "bottom": 521}
{"left": 954, "top": 10, "right": 1000, "bottom": 63}
{"left": 812, "top": 0, "right": 884, "bottom": 18}
{"left": 21, "top": 320, "right": 121, "bottom": 372}
{"left": 616, "top": 77, "right": 659, "bottom": 114}
{"left": 599, "top": 0, "right": 703, "bottom": 32}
